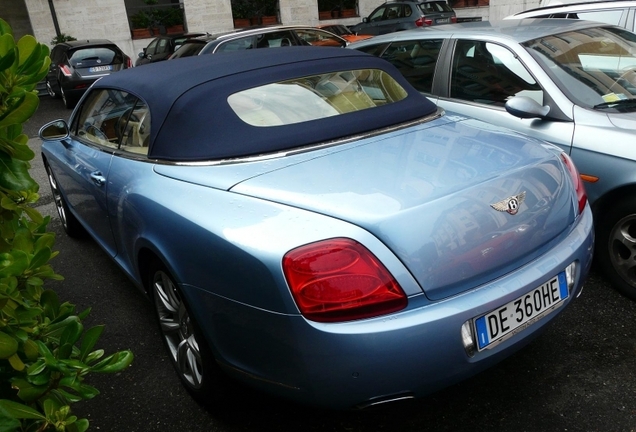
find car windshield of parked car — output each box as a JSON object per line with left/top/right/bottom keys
{"left": 69, "top": 47, "right": 122, "bottom": 67}
{"left": 524, "top": 26, "right": 636, "bottom": 111}
{"left": 228, "top": 69, "right": 407, "bottom": 127}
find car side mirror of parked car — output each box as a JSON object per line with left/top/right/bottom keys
{"left": 138, "top": 51, "right": 145, "bottom": 58}
{"left": 39, "top": 120, "right": 69, "bottom": 140}
{"left": 505, "top": 96, "right": 550, "bottom": 119}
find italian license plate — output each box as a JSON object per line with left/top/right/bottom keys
{"left": 436, "top": 18, "right": 450, "bottom": 23}
{"left": 474, "top": 272, "right": 568, "bottom": 351}
{"left": 89, "top": 65, "right": 112, "bottom": 73}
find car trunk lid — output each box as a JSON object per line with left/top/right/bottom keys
{"left": 231, "top": 118, "right": 577, "bottom": 300}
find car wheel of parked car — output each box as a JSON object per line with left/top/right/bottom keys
{"left": 44, "top": 162, "right": 84, "bottom": 237}
{"left": 46, "top": 79, "right": 59, "bottom": 99}
{"left": 149, "top": 261, "right": 230, "bottom": 404}
{"left": 598, "top": 199, "right": 636, "bottom": 300}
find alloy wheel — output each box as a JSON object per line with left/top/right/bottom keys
{"left": 46, "top": 165, "right": 69, "bottom": 231}
{"left": 608, "top": 213, "right": 636, "bottom": 289}
{"left": 152, "top": 270, "right": 204, "bottom": 389}
{"left": 46, "top": 79, "right": 56, "bottom": 98}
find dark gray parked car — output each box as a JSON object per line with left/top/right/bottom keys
{"left": 46, "top": 39, "right": 131, "bottom": 108}
{"left": 135, "top": 33, "right": 205, "bottom": 66}
{"left": 350, "top": 0, "right": 456, "bottom": 36}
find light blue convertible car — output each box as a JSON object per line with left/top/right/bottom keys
{"left": 39, "top": 47, "right": 593, "bottom": 409}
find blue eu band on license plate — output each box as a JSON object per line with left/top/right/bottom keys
{"left": 474, "top": 272, "right": 568, "bottom": 351}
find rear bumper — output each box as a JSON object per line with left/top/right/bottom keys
{"left": 189, "top": 204, "right": 594, "bottom": 409}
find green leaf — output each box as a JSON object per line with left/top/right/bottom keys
{"left": 0, "top": 92, "right": 39, "bottom": 128}
{"left": 22, "top": 339, "right": 38, "bottom": 361}
{"left": 60, "top": 321, "right": 84, "bottom": 346}
{"left": 0, "top": 399, "right": 45, "bottom": 420}
{"left": 40, "top": 289, "right": 60, "bottom": 320}
{"left": 0, "top": 153, "right": 37, "bottom": 192}
{"left": 79, "top": 326, "right": 103, "bottom": 362}
{"left": 0, "top": 415, "right": 20, "bottom": 432}
{"left": 0, "top": 332, "right": 18, "bottom": 359}
{"left": 68, "top": 418, "right": 89, "bottom": 432}
{"left": 8, "top": 354, "right": 25, "bottom": 371}
{"left": 26, "top": 358, "right": 46, "bottom": 376}
{"left": 29, "top": 247, "right": 51, "bottom": 270}
{"left": 91, "top": 350, "right": 134, "bottom": 373}
{"left": 10, "top": 378, "right": 48, "bottom": 402}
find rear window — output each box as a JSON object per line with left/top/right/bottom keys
{"left": 419, "top": 2, "right": 454, "bottom": 13}
{"left": 68, "top": 47, "right": 122, "bottom": 67}
{"left": 228, "top": 69, "right": 408, "bottom": 127}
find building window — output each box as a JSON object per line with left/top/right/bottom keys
{"left": 318, "top": 0, "right": 358, "bottom": 20}
{"left": 126, "top": 0, "right": 186, "bottom": 39}
{"left": 231, "top": 0, "right": 280, "bottom": 28}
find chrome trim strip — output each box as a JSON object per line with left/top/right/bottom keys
{"left": 159, "top": 110, "right": 444, "bottom": 167}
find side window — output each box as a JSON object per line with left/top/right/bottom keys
{"left": 146, "top": 40, "right": 158, "bottom": 56}
{"left": 571, "top": 9, "right": 624, "bottom": 26}
{"left": 75, "top": 89, "right": 150, "bottom": 155}
{"left": 369, "top": 6, "right": 386, "bottom": 21}
{"left": 256, "top": 31, "right": 296, "bottom": 48}
{"left": 450, "top": 40, "right": 543, "bottom": 106}
{"left": 386, "top": 5, "right": 402, "bottom": 19}
{"left": 216, "top": 36, "right": 256, "bottom": 52}
{"left": 295, "top": 29, "right": 345, "bottom": 47}
{"left": 156, "top": 39, "right": 169, "bottom": 54}
{"left": 380, "top": 39, "right": 443, "bottom": 93}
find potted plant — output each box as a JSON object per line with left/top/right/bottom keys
{"left": 130, "top": 11, "right": 152, "bottom": 38}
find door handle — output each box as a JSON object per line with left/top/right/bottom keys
{"left": 90, "top": 171, "right": 106, "bottom": 186}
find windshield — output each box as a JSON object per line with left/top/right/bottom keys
{"left": 523, "top": 26, "right": 636, "bottom": 111}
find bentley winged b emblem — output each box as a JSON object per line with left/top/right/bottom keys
{"left": 490, "top": 191, "right": 526, "bottom": 215}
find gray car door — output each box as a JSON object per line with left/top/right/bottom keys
{"left": 438, "top": 38, "right": 575, "bottom": 154}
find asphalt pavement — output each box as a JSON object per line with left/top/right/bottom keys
{"left": 20, "top": 95, "right": 636, "bottom": 432}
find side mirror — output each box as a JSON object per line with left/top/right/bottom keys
{"left": 138, "top": 52, "right": 145, "bottom": 58}
{"left": 505, "top": 96, "right": 550, "bottom": 119}
{"left": 39, "top": 120, "right": 69, "bottom": 140}
{"left": 363, "top": 17, "right": 369, "bottom": 23}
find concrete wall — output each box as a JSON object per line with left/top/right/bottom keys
{"left": 489, "top": 0, "right": 539, "bottom": 21}
{"left": 25, "top": 0, "right": 137, "bottom": 60}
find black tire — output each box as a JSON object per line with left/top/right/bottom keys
{"left": 148, "top": 261, "right": 233, "bottom": 405}
{"left": 44, "top": 162, "right": 84, "bottom": 237}
{"left": 597, "top": 198, "right": 636, "bottom": 301}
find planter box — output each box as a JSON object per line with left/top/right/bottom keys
{"left": 233, "top": 18, "right": 251, "bottom": 28}
{"left": 341, "top": 9, "right": 357, "bottom": 17}
{"left": 132, "top": 28, "right": 152, "bottom": 39}
{"left": 166, "top": 25, "right": 184, "bottom": 34}
{"left": 319, "top": 11, "right": 332, "bottom": 20}
{"left": 261, "top": 15, "right": 278, "bottom": 25}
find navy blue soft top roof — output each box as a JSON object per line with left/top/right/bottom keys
{"left": 94, "top": 47, "right": 438, "bottom": 161}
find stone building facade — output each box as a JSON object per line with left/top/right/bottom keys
{"left": 3, "top": 0, "right": 539, "bottom": 60}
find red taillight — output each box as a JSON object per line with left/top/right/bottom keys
{"left": 561, "top": 153, "right": 587, "bottom": 215}
{"left": 423, "top": 18, "right": 433, "bottom": 26}
{"left": 60, "top": 65, "right": 72, "bottom": 76}
{"left": 283, "top": 238, "right": 407, "bottom": 323}
{"left": 415, "top": 17, "right": 424, "bottom": 26}
{"left": 451, "top": 16, "right": 457, "bottom": 23}
{"left": 126, "top": 57, "right": 133, "bottom": 68}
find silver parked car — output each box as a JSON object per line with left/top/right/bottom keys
{"left": 350, "top": 19, "right": 636, "bottom": 299}
{"left": 506, "top": 0, "right": 636, "bottom": 32}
